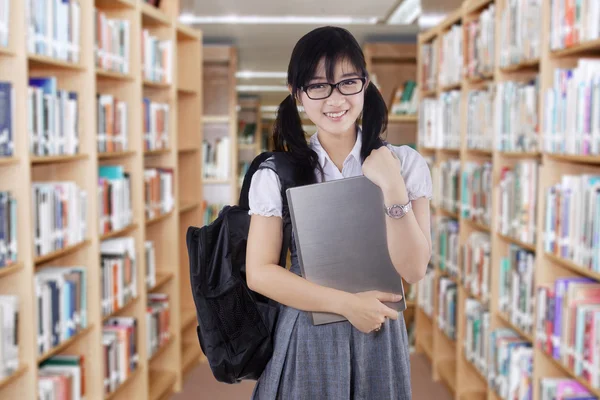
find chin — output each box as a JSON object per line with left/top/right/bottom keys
{"left": 316, "top": 115, "right": 358, "bottom": 135}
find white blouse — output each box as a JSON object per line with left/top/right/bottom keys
{"left": 248, "top": 129, "right": 433, "bottom": 218}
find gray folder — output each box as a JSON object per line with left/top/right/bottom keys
{"left": 286, "top": 175, "right": 407, "bottom": 325}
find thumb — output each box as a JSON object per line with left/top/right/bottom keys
{"left": 374, "top": 291, "right": 403, "bottom": 303}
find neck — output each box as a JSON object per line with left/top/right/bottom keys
{"left": 317, "top": 125, "right": 358, "bottom": 172}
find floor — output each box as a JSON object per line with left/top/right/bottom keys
{"left": 170, "top": 353, "right": 452, "bottom": 400}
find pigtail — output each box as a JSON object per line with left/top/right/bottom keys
{"left": 273, "top": 94, "right": 322, "bottom": 184}
{"left": 360, "top": 82, "right": 388, "bottom": 160}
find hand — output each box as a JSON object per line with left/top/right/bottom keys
{"left": 362, "top": 146, "right": 404, "bottom": 193}
{"left": 342, "top": 290, "right": 402, "bottom": 334}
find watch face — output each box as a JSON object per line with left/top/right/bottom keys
{"left": 389, "top": 205, "right": 404, "bottom": 218}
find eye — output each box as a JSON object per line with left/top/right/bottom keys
{"left": 341, "top": 79, "right": 358, "bottom": 86}
{"left": 309, "top": 84, "right": 326, "bottom": 90}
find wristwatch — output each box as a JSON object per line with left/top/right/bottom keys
{"left": 384, "top": 201, "right": 412, "bottom": 219}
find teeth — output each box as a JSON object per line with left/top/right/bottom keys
{"left": 325, "top": 110, "right": 346, "bottom": 118}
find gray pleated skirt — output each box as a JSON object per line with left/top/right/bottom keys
{"left": 251, "top": 245, "right": 412, "bottom": 399}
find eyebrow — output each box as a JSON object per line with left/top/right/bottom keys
{"left": 311, "top": 73, "right": 360, "bottom": 80}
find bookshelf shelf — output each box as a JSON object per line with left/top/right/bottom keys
{"left": 149, "top": 336, "right": 174, "bottom": 363}
{"left": 544, "top": 252, "right": 600, "bottom": 281}
{"left": 462, "top": 353, "right": 487, "bottom": 384}
{"left": 146, "top": 210, "right": 175, "bottom": 226}
{"left": 388, "top": 114, "right": 418, "bottom": 123}
{"left": 536, "top": 348, "right": 600, "bottom": 398}
{"left": 465, "top": 73, "right": 494, "bottom": 84}
{"left": 177, "top": 86, "right": 197, "bottom": 95}
{"left": 238, "top": 143, "right": 256, "bottom": 150}
{"left": 149, "top": 273, "right": 174, "bottom": 293}
{"left": 438, "top": 207, "right": 460, "bottom": 219}
{"left": 96, "top": 68, "right": 133, "bottom": 81}
{"left": 179, "top": 201, "right": 200, "bottom": 214}
{"left": 496, "top": 312, "right": 533, "bottom": 342}
{"left": 544, "top": 152, "right": 600, "bottom": 166}
{"left": 550, "top": 38, "right": 600, "bottom": 58}
{"left": 465, "top": 149, "right": 493, "bottom": 157}
{"left": 27, "top": 54, "right": 84, "bottom": 71}
{"left": 440, "top": 83, "right": 462, "bottom": 92}
{"left": 462, "top": 218, "right": 491, "bottom": 233}
{"left": 0, "top": 47, "right": 14, "bottom": 57}
{"left": 439, "top": 148, "right": 461, "bottom": 155}
{"left": 499, "top": 59, "right": 540, "bottom": 73}
{"left": 463, "top": 0, "right": 495, "bottom": 14}
{"left": 144, "top": 149, "right": 172, "bottom": 157}
{"left": 104, "top": 367, "right": 142, "bottom": 400}
{"left": 497, "top": 151, "right": 542, "bottom": 159}
{"left": 30, "top": 154, "right": 90, "bottom": 165}
{"left": 181, "top": 308, "right": 196, "bottom": 330}
{"left": 0, "top": 157, "right": 19, "bottom": 166}
{"left": 102, "top": 296, "right": 139, "bottom": 323}
{"left": 149, "top": 370, "right": 176, "bottom": 400}
{"left": 37, "top": 325, "right": 94, "bottom": 364}
{"left": 0, "top": 262, "right": 23, "bottom": 279}
{"left": 203, "top": 115, "right": 230, "bottom": 123}
{"left": 33, "top": 240, "right": 91, "bottom": 266}
{"left": 0, "top": 364, "right": 28, "bottom": 391}
{"left": 176, "top": 23, "right": 201, "bottom": 41}
{"left": 98, "top": 150, "right": 137, "bottom": 160}
{"left": 94, "top": 0, "right": 136, "bottom": 9}
{"left": 438, "top": 359, "right": 458, "bottom": 395}
{"left": 422, "top": 89, "right": 437, "bottom": 98}
{"left": 178, "top": 146, "right": 198, "bottom": 154}
{"left": 141, "top": 3, "right": 172, "bottom": 27}
{"left": 143, "top": 80, "right": 171, "bottom": 89}
{"left": 204, "top": 178, "right": 231, "bottom": 185}
{"left": 496, "top": 233, "right": 536, "bottom": 253}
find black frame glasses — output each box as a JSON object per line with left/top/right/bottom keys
{"left": 301, "top": 77, "right": 367, "bottom": 100}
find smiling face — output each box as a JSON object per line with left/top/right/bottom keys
{"left": 298, "top": 57, "right": 367, "bottom": 138}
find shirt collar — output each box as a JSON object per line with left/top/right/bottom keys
{"left": 309, "top": 126, "right": 363, "bottom": 168}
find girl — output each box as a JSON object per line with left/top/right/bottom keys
{"left": 246, "top": 26, "right": 433, "bottom": 399}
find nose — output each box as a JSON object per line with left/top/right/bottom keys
{"left": 326, "top": 88, "right": 347, "bottom": 106}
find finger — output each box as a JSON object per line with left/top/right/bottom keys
{"left": 383, "top": 306, "right": 399, "bottom": 320}
{"left": 374, "top": 291, "right": 403, "bottom": 303}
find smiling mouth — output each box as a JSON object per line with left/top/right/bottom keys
{"left": 324, "top": 110, "right": 348, "bottom": 118}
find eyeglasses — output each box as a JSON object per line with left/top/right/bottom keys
{"left": 301, "top": 77, "right": 366, "bottom": 100}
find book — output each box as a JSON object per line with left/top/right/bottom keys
{"left": 97, "top": 94, "right": 128, "bottom": 154}
{"left": 98, "top": 165, "right": 133, "bottom": 235}
{"left": 202, "top": 137, "right": 231, "bottom": 180}
{"left": 146, "top": 293, "right": 170, "bottom": 359}
{"left": 100, "top": 237, "right": 137, "bottom": 318}
{"left": 103, "top": 317, "right": 138, "bottom": 395}
{"left": 418, "top": 91, "right": 461, "bottom": 150}
{"left": 439, "top": 23, "right": 463, "bottom": 88}
{"left": 390, "top": 81, "right": 417, "bottom": 115}
{"left": 142, "top": 98, "right": 169, "bottom": 151}
{"left": 0, "top": 295, "right": 18, "bottom": 379}
{"left": 499, "top": 0, "right": 541, "bottom": 67}
{"left": 464, "top": 298, "right": 490, "bottom": 377}
{"left": 94, "top": 8, "right": 130, "bottom": 74}
{"left": 39, "top": 354, "right": 86, "bottom": 400}
{"left": 550, "top": 0, "right": 600, "bottom": 51}
{"left": 141, "top": 29, "right": 172, "bottom": 84}
{"left": 464, "top": 3, "right": 495, "bottom": 79}
{"left": 417, "top": 267, "right": 435, "bottom": 317}
{"left": 143, "top": 167, "right": 174, "bottom": 219}
{"left": 437, "top": 277, "right": 457, "bottom": 340}
{"left": 434, "top": 216, "right": 460, "bottom": 278}
{"left": 461, "top": 161, "right": 493, "bottom": 227}
{"left": 145, "top": 241, "right": 156, "bottom": 289}
{"left": 0, "top": 191, "right": 17, "bottom": 268}
{"left": 420, "top": 38, "right": 438, "bottom": 92}
{"left": 0, "top": 81, "right": 14, "bottom": 157}
{"left": 466, "top": 86, "right": 494, "bottom": 151}
{"left": 462, "top": 232, "right": 491, "bottom": 303}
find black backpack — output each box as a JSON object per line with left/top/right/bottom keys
{"left": 186, "top": 152, "right": 299, "bottom": 384}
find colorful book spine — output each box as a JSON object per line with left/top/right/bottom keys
{"left": 141, "top": 29, "right": 172, "bottom": 84}
{"left": 420, "top": 38, "right": 438, "bottom": 92}
{"left": 98, "top": 165, "right": 133, "bottom": 235}
{"left": 434, "top": 216, "right": 460, "bottom": 277}
{"left": 142, "top": 98, "right": 169, "bottom": 151}
{"left": 464, "top": 298, "right": 490, "bottom": 376}
{"left": 439, "top": 24, "right": 463, "bottom": 88}
{"left": 550, "top": 0, "right": 600, "bottom": 51}
{"left": 143, "top": 167, "right": 174, "bottom": 220}
{"left": 0, "top": 191, "right": 17, "bottom": 268}
{"left": 94, "top": 8, "right": 130, "bottom": 74}
{"left": 461, "top": 161, "right": 493, "bottom": 227}
{"left": 97, "top": 94, "right": 128, "bottom": 154}
{"left": 0, "top": 81, "right": 14, "bottom": 157}
{"left": 499, "top": 0, "right": 541, "bottom": 67}
{"left": 462, "top": 232, "right": 491, "bottom": 303}
{"left": 418, "top": 91, "right": 461, "bottom": 150}
{"left": 466, "top": 87, "right": 494, "bottom": 151}
{"left": 437, "top": 277, "right": 457, "bottom": 340}
{"left": 464, "top": 3, "right": 495, "bottom": 79}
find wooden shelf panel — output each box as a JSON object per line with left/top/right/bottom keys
{"left": 28, "top": 54, "right": 84, "bottom": 70}
{"left": 99, "top": 223, "right": 138, "bottom": 241}
{"left": 0, "top": 46, "right": 14, "bottom": 57}
{"left": 203, "top": 178, "right": 231, "bottom": 185}
{"left": 438, "top": 148, "right": 461, "bottom": 155}
{"left": 104, "top": 367, "right": 142, "bottom": 400}
{"left": 98, "top": 150, "right": 136, "bottom": 160}
{"left": 497, "top": 233, "right": 536, "bottom": 253}
{"left": 551, "top": 38, "right": 600, "bottom": 58}
{"left": 181, "top": 308, "right": 196, "bottom": 330}
{"left": 177, "top": 23, "right": 201, "bottom": 41}
{"left": 34, "top": 240, "right": 91, "bottom": 266}
{"left": 149, "top": 273, "right": 174, "bottom": 293}
{"left": 461, "top": 353, "right": 487, "bottom": 384}
{"left": 465, "top": 148, "right": 493, "bottom": 157}
{"left": 37, "top": 325, "right": 94, "bottom": 364}
{"left": 388, "top": 114, "right": 418, "bottom": 123}
{"left": 499, "top": 59, "right": 539, "bottom": 72}
{"left": 179, "top": 201, "right": 201, "bottom": 214}
{"left": 462, "top": 218, "right": 491, "bottom": 234}
{"left": 177, "top": 86, "right": 197, "bottom": 95}
{"left": 181, "top": 346, "right": 201, "bottom": 375}
{"left": 146, "top": 210, "right": 174, "bottom": 226}
{"left": 496, "top": 312, "right": 534, "bottom": 342}
{"left": 437, "top": 359, "right": 457, "bottom": 395}
{"left": 0, "top": 364, "right": 28, "bottom": 391}
{"left": 440, "top": 83, "right": 461, "bottom": 92}
{"left": 544, "top": 152, "right": 600, "bottom": 165}
{"left": 497, "top": 151, "right": 542, "bottom": 159}
{"left": 31, "top": 154, "right": 89, "bottom": 165}
{"left": 102, "top": 296, "right": 139, "bottom": 323}
{"left": 537, "top": 348, "right": 600, "bottom": 398}
{"left": 144, "top": 148, "right": 171, "bottom": 157}
{"left": 544, "top": 252, "right": 600, "bottom": 281}
{"left": 0, "top": 262, "right": 23, "bottom": 279}
{"left": 149, "top": 336, "right": 174, "bottom": 363}
{"left": 143, "top": 80, "right": 171, "bottom": 89}
{"left": 437, "top": 207, "right": 460, "bottom": 219}
{"left": 178, "top": 146, "right": 199, "bottom": 154}
{"left": 95, "top": 0, "right": 135, "bottom": 9}
{"left": 96, "top": 68, "right": 133, "bottom": 81}
{"left": 203, "top": 115, "right": 230, "bottom": 123}
{"left": 463, "top": 0, "right": 495, "bottom": 14}
{"left": 0, "top": 157, "right": 19, "bottom": 166}
{"left": 141, "top": 3, "right": 172, "bottom": 27}
{"left": 149, "top": 370, "right": 176, "bottom": 400}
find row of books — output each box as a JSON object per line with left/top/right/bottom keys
{"left": 35, "top": 266, "right": 88, "bottom": 356}
{"left": 143, "top": 167, "right": 174, "bottom": 220}
{"left": 0, "top": 0, "right": 7, "bottom": 48}
{"left": 439, "top": 24, "right": 463, "bottom": 88}
{"left": 390, "top": 81, "right": 418, "bottom": 116}
{"left": 0, "top": 81, "right": 14, "bottom": 157}
{"left": 461, "top": 161, "right": 492, "bottom": 227}
{"left": 544, "top": 174, "right": 600, "bottom": 272}
{"left": 143, "top": 98, "right": 169, "bottom": 152}
{"left": 203, "top": 137, "right": 231, "bottom": 180}
{"left": 466, "top": 86, "right": 494, "bottom": 151}
{"left": 32, "top": 182, "right": 87, "bottom": 258}
{"left": 238, "top": 121, "right": 257, "bottom": 145}
{"left": 464, "top": 4, "right": 495, "bottom": 80}
{"left": 142, "top": 30, "right": 172, "bottom": 84}
{"left": 499, "top": 245, "right": 536, "bottom": 336}
{"left": 97, "top": 94, "right": 128, "bottom": 154}
{"left": 203, "top": 201, "right": 225, "bottom": 226}
{"left": 417, "top": 267, "right": 435, "bottom": 318}
{"left": 102, "top": 317, "right": 138, "bottom": 396}
{"left": 498, "top": 0, "right": 541, "bottom": 67}
{"left": 418, "top": 91, "right": 461, "bottom": 150}
{"left": 536, "top": 278, "right": 600, "bottom": 389}
{"left": 488, "top": 328, "right": 533, "bottom": 399}
{"left": 100, "top": 237, "right": 137, "bottom": 319}
{"left": 26, "top": 0, "right": 81, "bottom": 63}
{"left": 550, "top": 0, "right": 600, "bottom": 51}
{"left": 94, "top": 8, "right": 130, "bottom": 74}
{"left": 0, "top": 191, "right": 16, "bottom": 268}
{"left": 419, "top": 39, "right": 438, "bottom": 92}
{"left": 497, "top": 161, "right": 539, "bottom": 246}
{"left": 145, "top": 240, "right": 156, "bottom": 290}
{"left": 432, "top": 159, "right": 460, "bottom": 214}
{"left": 434, "top": 217, "right": 460, "bottom": 278}
{"left": 463, "top": 299, "right": 489, "bottom": 378}
{"left": 544, "top": 60, "right": 600, "bottom": 156}
{"left": 0, "top": 296, "right": 17, "bottom": 380}
{"left": 147, "top": 293, "right": 170, "bottom": 359}
{"left": 540, "top": 378, "right": 598, "bottom": 399}
{"left": 38, "top": 354, "right": 85, "bottom": 400}
{"left": 28, "top": 77, "right": 79, "bottom": 157}
{"left": 98, "top": 165, "right": 133, "bottom": 236}
{"left": 437, "top": 277, "right": 457, "bottom": 340}
{"left": 461, "top": 232, "right": 491, "bottom": 303}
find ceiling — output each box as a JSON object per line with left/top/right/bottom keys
{"left": 180, "top": 0, "right": 462, "bottom": 105}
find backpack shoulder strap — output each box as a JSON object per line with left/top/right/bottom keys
{"left": 238, "top": 151, "right": 275, "bottom": 209}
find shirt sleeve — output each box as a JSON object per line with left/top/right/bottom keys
{"left": 389, "top": 144, "right": 433, "bottom": 201}
{"left": 248, "top": 167, "right": 283, "bottom": 218}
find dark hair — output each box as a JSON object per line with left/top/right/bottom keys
{"left": 273, "top": 26, "right": 389, "bottom": 184}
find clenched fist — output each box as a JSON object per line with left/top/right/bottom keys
{"left": 361, "top": 146, "right": 404, "bottom": 193}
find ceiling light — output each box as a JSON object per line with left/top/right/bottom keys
{"left": 236, "top": 71, "right": 288, "bottom": 79}
{"left": 236, "top": 85, "right": 289, "bottom": 92}
{"left": 419, "top": 14, "right": 446, "bottom": 28}
{"left": 178, "top": 15, "right": 379, "bottom": 25}
{"left": 387, "top": 0, "right": 421, "bottom": 25}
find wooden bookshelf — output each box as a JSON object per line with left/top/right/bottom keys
{"left": 0, "top": 1, "right": 203, "bottom": 399}
{"left": 414, "top": 1, "right": 600, "bottom": 399}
